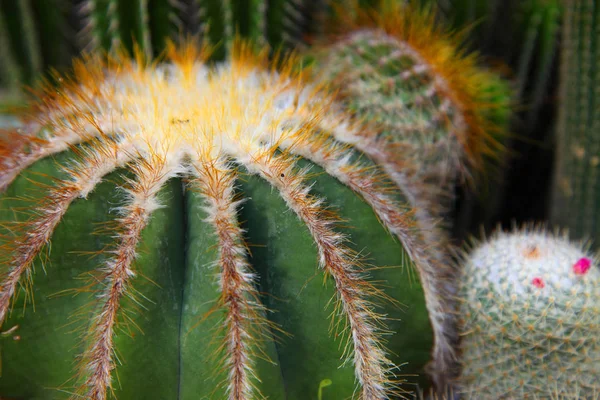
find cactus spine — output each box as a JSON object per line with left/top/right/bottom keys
{"left": 458, "top": 228, "right": 600, "bottom": 399}
{"left": 551, "top": 0, "right": 600, "bottom": 244}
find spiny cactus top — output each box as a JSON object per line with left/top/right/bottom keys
{"left": 458, "top": 228, "right": 600, "bottom": 399}
{"left": 0, "top": 41, "right": 450, "bottom": 399}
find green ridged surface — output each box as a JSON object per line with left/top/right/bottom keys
{"left": 31, "top": 0, "right": 71, "bottom": 72}
{"left": 0, "top": 148, "right": 433, "bottom": 399}
{"left": 147, "top": 0, "right": 176, "bottom": 56}
{"left": 551, "top": 0, "right": 600, "bottom": 244}
{"left": 515, "top": 0, "right": 561, "bottom": 129}
{"left": 0, "top": 6, "right": 21, "bottom": 92}
{"left": 0, "top": 155, "right": 185, "bottom": 399}
{"left": 0, "top": 0, "right": 42, "bottom": 86}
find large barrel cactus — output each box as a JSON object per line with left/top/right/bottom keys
{"left": 0, "top": 39, "right": 451, "bottom": 399}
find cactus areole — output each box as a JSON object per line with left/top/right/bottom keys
{"left": 0, "top": 42, "right": 449, "bottom": 399}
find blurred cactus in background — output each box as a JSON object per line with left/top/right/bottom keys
{"left": 458, "top": 228, "right": 600, "bottom": 399}
{"left": 551, "top": 0, "right": 600, "bottom": 246}
{"left": 0, "top": 0, "right": 324, "bottom": 105}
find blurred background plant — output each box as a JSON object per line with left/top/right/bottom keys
{"left": 0, "top": 0, "right": 326, "bottom": 108}
{"left": 550, "top": 0, "right": 600, "bottom": 244}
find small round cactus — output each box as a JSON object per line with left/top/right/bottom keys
{"left": 458, "top": 228, "right": 600, "bottom": 399}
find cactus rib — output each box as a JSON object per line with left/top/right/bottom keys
{"left": 190, "top": 158, "right": 265, "bottom": 400}
{"left": 281, "top": 130, "right": 455, "bottom": 372}
{"left": 240, "top": 149, "right": 395, "bottom": 398}
{"left": 0, "top": 131, "right": 80, "bottom": 192}
{"left": 79, "top": 153, "right": 176, "bottom": 400}
{"left": 136, "top": 0, "right": 152, "bottom": 58}
{"left": 0, "top": 95, "right": 128, "bottom": 192}
{"left": 0, "top": 5, "right": 22, "bottom": 89}
{"left": 551, "top": 0, "right": 600, "bottom": 243}
{"left": 79, "top": 0, "right": 107, "bottom": 52}
{"left": 313, "top": 110, "right": 455, "bottom": 381}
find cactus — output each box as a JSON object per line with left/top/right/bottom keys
{"left": 308, "top": 1, "right": 511, "bottom": 218}
{"left": 551, "top": 0, "right": 600, "bottom": 244}
{"left": 458, "top": 228, "right": 600, "bottom": 399}
{"left": 0, "top": 38, "right": 456, "bottom": 399}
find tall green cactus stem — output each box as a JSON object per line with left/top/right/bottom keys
{"left": 0, "top": 0, "right": 43, "bottom": 89}
{"left": 458, "top": 228, "right": 600, "bottom": 398}
{"left": 551, "top": 0, "right": 600, "bottom": 243}
{"left": 515, "top": 0, "right": 561, "bottom": 131}
{"left": 0, "top": 42, "right": 443, "bottom": 399}
{"left": 0, "top": 6, "right": 21, "bottom": 93}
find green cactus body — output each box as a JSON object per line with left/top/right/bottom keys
{"left": 458, "top": 229, "right": 600, "bottom": 398}
{"left": 0, "top": 42, "right": 447, "bottom": 399}
{"left": 551, "top": 0, "right": 600, "bottom": 244}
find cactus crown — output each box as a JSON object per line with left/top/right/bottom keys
{"left": 0, "top": 39, "right": 446, "bottom": 399}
